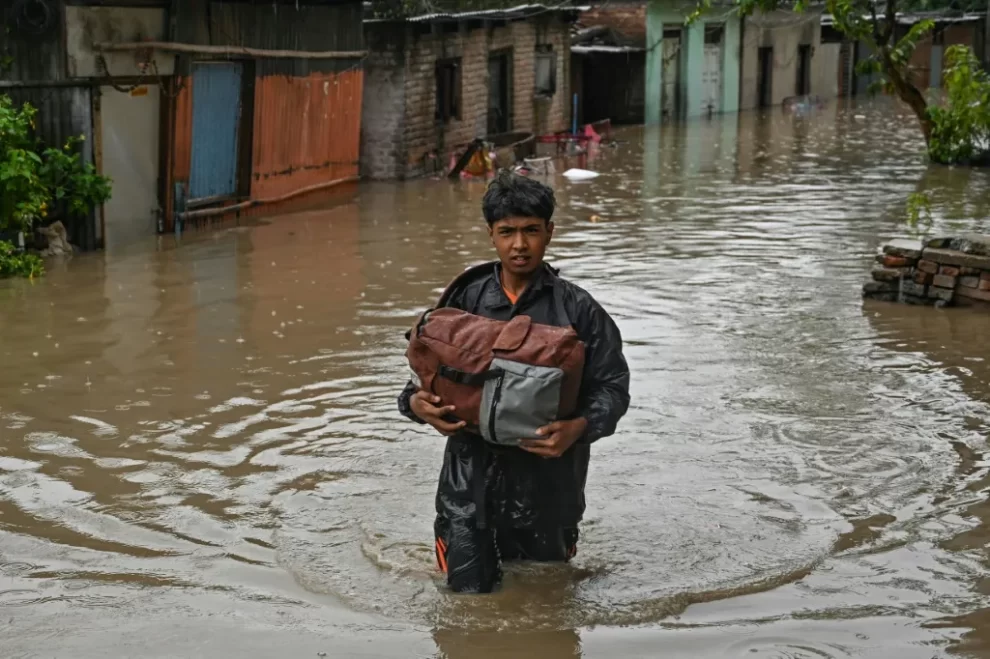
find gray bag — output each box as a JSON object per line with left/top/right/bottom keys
{"left": 479, "top": 358, "right": 566, "bottom": 446}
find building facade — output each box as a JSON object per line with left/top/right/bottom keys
{"left": 739, "top": 9, "right": 823, "bottom": 110}
{"left": 361, "top": 5, "right": 580, "bottom": 180}
{"left": 571, "top": 1, "right": 648, "bottom": 125}
{"left": 645, "top": 0, "right": 742, "bottom": 123}
{"left": 1, "top": 0, "right": 365, "bottom": 249}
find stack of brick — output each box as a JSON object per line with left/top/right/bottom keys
{"left": 864, "top": 235, "right": 990, "bottom": 307}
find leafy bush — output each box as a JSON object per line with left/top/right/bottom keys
{"left": 40, "top": 136, "right": 113, "bottom": 218}
{"left": 0, "top": 240, "right": 44, "bottom": 279}
{"left": 0, "top": 97, "right": 49, "bottom": 233}
{"left": 927, "top": 45, "right": 990, "bottom": 166}
{"left": 0, "top": 94, "right": 112, "bottom": 277}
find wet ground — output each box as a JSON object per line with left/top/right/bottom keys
{"left": 4, "top": 98, "right": 990, "bottom": 658}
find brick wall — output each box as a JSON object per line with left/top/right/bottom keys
{"left": 363, "top": 17, "right": 572, "bottom": 179}
{"left": 579, "top": 1, "right": 647, "bottom": 43}
{"left": 908, "top": 23, "right": 980, "bottom": 90}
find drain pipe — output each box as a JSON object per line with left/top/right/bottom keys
{"left": 177, "top": 176, "right": 359, "bottom": 223}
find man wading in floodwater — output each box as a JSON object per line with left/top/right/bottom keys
{"left": 397, "top": 172, "right": 631, "bottom": 593}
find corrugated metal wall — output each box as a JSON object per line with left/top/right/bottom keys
{"left": 166, "top": 0, "right": 366, "bottom": 227}
{"left": 251, "top": 68, "right": 363, "bottom": 199}
{"left": 5, "top": 86, "right": 100, "bottom": 251}
{"left": 173, "top": 1, "right": 364, "bottom": 75}
{"left": 3, "top": 1, "right": 100, "bottom": 250}
{"left": 1, "top": 1, "right": 65, "bottom": 82}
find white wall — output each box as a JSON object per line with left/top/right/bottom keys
{"left": 812, "top": 43, "right": 842, "bottom": 99}
{"left": 66, "top": 6, "right": 174, "bottom": 78}
{"left": 739, "top": 10, "right": 822, "bottom": 110}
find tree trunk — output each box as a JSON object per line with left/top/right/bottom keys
{"left": 881, "top": 47, "right": 932, "bottom": 145}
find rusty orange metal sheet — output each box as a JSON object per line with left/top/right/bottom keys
{"left": 250, "top": 69, "right": 364, "bottom": 199}
{"left": 173, "top": 76, "right": 194, "bottom": 183}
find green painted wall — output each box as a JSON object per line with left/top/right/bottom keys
{"left": 721, "top": 17, "right": 741, "bottom": 114}
{"left": 644, "top": 6, "right": 665, "bottom": 124}
{"left": 645, "top": 1, "right": 742, "bottom": 122}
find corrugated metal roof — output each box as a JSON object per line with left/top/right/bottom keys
{"left": 366, "top": 3, "right": 589, "bottom": 23}
{"left": 572, "top": 45, "right": 644, "bottom": 54}
{"left": 821, "top": 11, "right": 984, "bottom": 26}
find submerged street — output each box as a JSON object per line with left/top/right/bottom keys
{"left": 4, "top": 100, "right": 990, "bottom": 657}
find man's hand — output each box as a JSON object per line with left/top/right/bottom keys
{"left": 410, "top": 390, "right": 467, "bottom": 436}
{"left": 519, "top": 418, "right": 588, "bottom": 458}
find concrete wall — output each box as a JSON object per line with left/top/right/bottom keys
{"left": 65, "top": 6, "right": 174, "bottom": 78}
{"left": 645, "top": 1, "right": 742, "bottom": 123}
{"left": 362, "top": 18, "right": 572, "bottom": 179}
{"left": 360, "top": 29, "right": 408, "bottom": 180}
{"left": 739, "top": 10, "right": 821, "bottom": 111}
{"left": 812, "top": 42, "right": 841, "bottom": 99}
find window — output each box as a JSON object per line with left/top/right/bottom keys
{"left": 435, "top": 58, "right": 462, "bottom": 122}
{"left": 704, "top": 25, "right": 724, "bottom": 45}
{"left": 535, "top": 47, "right": 556, "bottom": 97}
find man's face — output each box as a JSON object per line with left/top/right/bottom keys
{"left": 488, "top": 216, "right": 553, "bottom": 278}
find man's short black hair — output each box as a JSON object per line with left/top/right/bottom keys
{"left": 482, "top": 171, "right": 556, "bottom": 226}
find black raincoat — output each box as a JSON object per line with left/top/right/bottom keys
{"left": 398, "top": 262, "right": 630, "bottom": 592}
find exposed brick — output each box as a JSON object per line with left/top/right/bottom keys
{"left": 914, "top": 271, "right": 934, "bottom": 285}
{"left": 928, "top": 286, "right": 954, "bottom": 303}
{"left": 883, "top": 255, "right": 912, "bottom": 268}
{"left": 960, "top": 276, "right": 980, "bottom": 288}
{"left": 982, "top": 271, "right": 990, "bottom": 281}
{"left": 980, "top": 278, "right": 990, "bottom": 291}
{"left": 960, "top": 266, "right": 981, "bottom": 276}
{"left": 882, "top": 239, "right": 924, "bottom": 260}
{"left": 872, "top": 266, "right": 910, "bottom": 282}
{"left": 957, "top": 285, "right": 990, "bottom": 303}
{"left": 578, "top": 2, "right": 647, "bottom": 42}
{"left": 917, "top": 259, "right": 939, "bottom": 274}
{"left": 933, "top": 274, "right": 957, "bottom": 289}
{"left": 364, "top": 18, "right": 572, "bottom": 178}
{"left": 901, "top": 280, "right": 928, "bottom": 297}
{"left": 923, "top": 247, "right": 990, "bottom": 270}
{"left": 939, "top": 265, "right": 961, "bottom": 277}
{"left": 863, "top": 280, "right": 897, "bottom": 295}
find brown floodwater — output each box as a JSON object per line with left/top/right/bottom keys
{"left": 4, "top": 98, "right": 990, "bottom": 658}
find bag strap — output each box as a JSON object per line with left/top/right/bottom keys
{"left": 437, "top": 364, "right": 504, "bottom": 386}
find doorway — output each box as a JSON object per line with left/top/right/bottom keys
{"left": 796, "top": 44, "right": 812, "bottom": 96}
{"left": 487, "top": 52, "right": 511, "bottom": 135}
{"left": 99, "top": 84, "right": 161, "bottom": 247}
{"left": 662, "top": 29, "right": 682, "bottom": 121}
{"left": 758, "top": 46, "right": 773, "bottom": 107}
{"left": 189, "top": 61, "right": 243, "bottom": 201}
{"left": 702, "top": 25, "right": 725, "bottom": 114}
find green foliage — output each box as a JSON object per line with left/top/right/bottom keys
{"left": 0, "top": 94, "right": 112, "bottom": 257}
{"left": 0, "top": 97, "right": 49, "bottom": 233}
{"left": 906, "top": 191, "right": 934, "bottom": 234}
{"left": 927, "top": 45, "right": 990, "bottom": 165}
{"left": 40, "top": 136, "right": 113, "bottom": 218}
{"left": 0, "top": 240, "right": 44, "bottom": 279}
{"left": 855, "top": 20, "right": 935, "bottom": 95}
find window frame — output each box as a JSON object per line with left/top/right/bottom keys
{"left": 435, "top": 57, "right": 462, "bottom": 122}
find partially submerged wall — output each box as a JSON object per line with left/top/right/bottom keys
{"left": 864, "top": 236, "right": 990, "bottom": 307}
